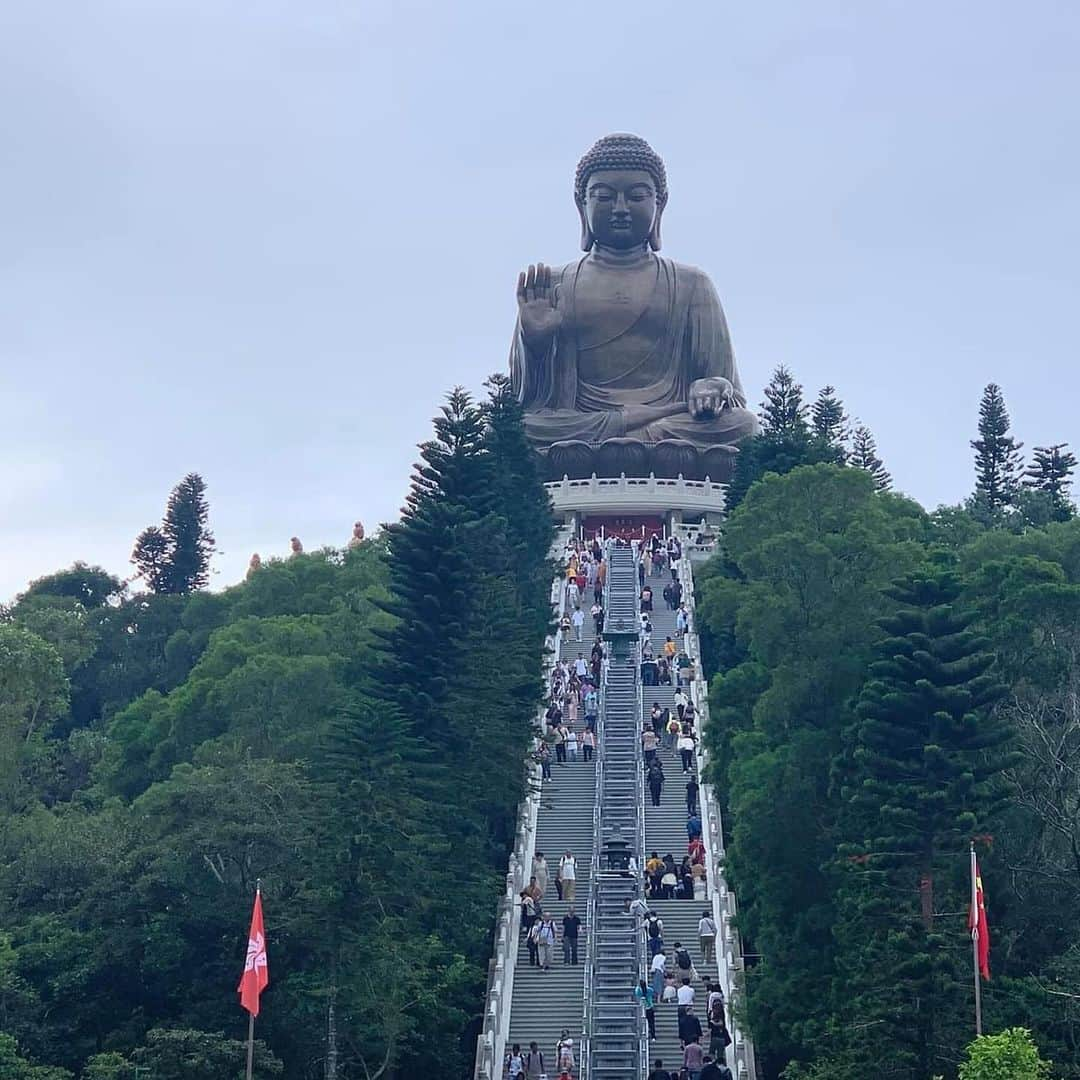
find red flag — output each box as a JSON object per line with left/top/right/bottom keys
{"left": 968, "top": 854, "right": 990, "bottom": 980}
{"left": 238, "top": 888, "right": 269, "bottom": 1016}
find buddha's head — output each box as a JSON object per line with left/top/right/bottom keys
{"left": 574, "top": 133, "right": 668, "bottom": 253}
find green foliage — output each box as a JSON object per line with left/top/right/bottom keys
{"left": 1024, "top": 444, "right": 1076, "bottom": 523}
{"left": 132, "top": 473, "right": 216, "bottom": 595}
{"left": 811, "top": 385, "right": 849, "bottom": 460}
{"left": 726, "top": 366, "right": 845, "bottom": 510}
{"left": 0, "top": 378, "right": 552, "bottom": 1079}
{"left": 850, "top": 423, "right": 892, "bottom": 490}
{"left": 971, "top": 383, "right": 1023, "bottom": 516}
{"left": 959, "top": 1028, "right": 1050, "bottom": 1080}
{"left": 81, "top": 1051, "right": 129, "bottom": 1079}
{"left": 827, "top": 569, "right": 1016, "bottom": 1076}
{"left": 0, "top": 1033, "right": 72, "bottom": 1079}
{"left": 697, "top": 465, "right": 924, "bottom": 1071}
{"left": 17, "top": 563, "right": 124, "bottom": 609}
{"left": 130, "top": 1028, "right": 282, "bottom": 1078}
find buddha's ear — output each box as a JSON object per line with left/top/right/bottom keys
{"left": 649, "top": 202, "right": 665, "bottom": 252}
{"left": 577, "top": 202, "right": 594, "bottom": 252}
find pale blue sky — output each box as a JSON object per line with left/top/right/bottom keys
{"left": 2, "top": 1, "right": 1078, "bottom": 599}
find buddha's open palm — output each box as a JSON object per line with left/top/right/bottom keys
{"left": 517, "top": 263, "right": 563, "bottom": 347}
{"left": 689, "top": 377, "right": 735, "bottom": 418}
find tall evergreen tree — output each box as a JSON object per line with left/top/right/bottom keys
{"left": 378, "top": 388, "right": 493, "bottom": 736}
{"left": 726, "top": 366, "right": 837, "bottom": 510}
{"left": 131, "top": 473, "right": 215, "bottom": 594}
{"left": 849, "top": 424, "right": 892, "bottom": 491}
{"left": 760, "top": 364, "right": 809, "bottom": 436}
{"left": 482, "top": 373, "right": 556, "bottom": 631}
{"left": 971, "top": 383, "right": 1023, "bottom": 512}
{"left": 828, "top": 570, "right": 1016, "bottom": 1077}
{"left": 811, "top": 385, "right": 849, "bottom": 462}
{"left": 1023, "top": 443, "right": 1077, "bottom": 522}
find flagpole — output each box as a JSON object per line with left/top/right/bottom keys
{"left": 246, "top": 1011, "right": 255, "bottom": 1080}
{"left": 970, "top": 844, "right": 983, "bottom": 1036}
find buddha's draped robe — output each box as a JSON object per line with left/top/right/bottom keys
{"left": 509, "top": 255, "right": 756, "bottom": 447}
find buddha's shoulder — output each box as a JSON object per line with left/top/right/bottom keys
{"left": 659, "top": 258, "right": 719, "bottom": 288}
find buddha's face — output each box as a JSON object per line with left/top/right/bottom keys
{"left": 583, "top": 168, "right": 658, "bottom": 250}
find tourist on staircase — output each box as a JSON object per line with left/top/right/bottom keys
{"left": 635, "top": 979, "right": 658, "bottom": 1040}
{"left": 561, "top": 906, "right": 582, "bottom": 965}
{"left": 523, "top": 1042, "right": 545, "bottom": 1080}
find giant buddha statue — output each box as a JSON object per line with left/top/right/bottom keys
{"left": 510, "top": 133, "right": 757, "bottom": 482}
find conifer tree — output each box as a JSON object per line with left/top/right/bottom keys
{"left": 849, "top": 424, "right": 892, "bottom": 491}
{"left": 811, "top": 385, "right": 849, "bottom": 462}
{"left": 482, "top": 373, "right": 556, "bottom": 631}
{"left": 761, "top": 364, "right": 809, "bottom": 437}
{"left": 378, "top": 388, "right": 492, "bottom": 735}
{"left": 1023, "top": 443, "right": 1077, "bottom": 522}
{"left": 131, "top": 473, "right": 215, "bottom": 594}
{"left": 727, "top": 366, "right": 838, "bottom": 510}
{"left": 830, "top": 570, "right": 1016, "bottom": 1075}
{"left": 971, "top": 383, "right": 1023, "bottom": 512}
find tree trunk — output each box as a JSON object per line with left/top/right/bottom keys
{"left": 326, "top": 982, "right": 338, "bottom": 1080}
{"left": 919, "top": 871, "right": 933, "bottom": 930}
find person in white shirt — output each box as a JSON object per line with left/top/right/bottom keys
{"left": 558, "top": 851, "right": 577, "bottom": 902}
{"left": 571, "top": 606, "right": 586, "bottom": 641}
{"left": 677, "top": 980, "right": 695, "bottom": 1013}
{"left": 575, "top": 654, "right": 588, "bottom": 678}
{"left": 566, "top": 727, "right": 579, "bottom": 762}
{"left": 698, "top": 911, "right": 718, "bottom": 965}
{"left": 649, "top": 948, "right": 667, "bottom": 999}
{"left": 674, "top": 688, "right": 689, "bottom": 721}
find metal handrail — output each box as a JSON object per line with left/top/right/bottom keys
{"left": 633, "top": 551, "right": 649, "bottom": 1080}
{"left": 581, "top": 539, "right": 617, "bottom": 1080}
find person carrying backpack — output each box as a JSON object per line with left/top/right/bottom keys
{"left": 524, "top": 1042, "right": 545, "bottom": 1080}
{"left": 506, "top": 1044, "right": 525, "bottom": 1078}
{"left": 674, "top": 941, "right": 694, "bottom": 985}
{"left": 646, "top": 913, "right": 664, "bottom": 956}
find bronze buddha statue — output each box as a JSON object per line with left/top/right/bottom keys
{"left": 510, "top": 133, "right": 757, "bottom": 481}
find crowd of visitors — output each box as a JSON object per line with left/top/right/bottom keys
{"left": 505, "top": 1031, "right": 578, "bottom": 1080}
{"left": 507, "top": 528, "right": 734, "bottom": 1080}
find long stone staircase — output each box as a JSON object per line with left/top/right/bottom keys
{"left": 506, "top": 621, "right": 597, "bottom": 1067}
{"left": 479, "top": 526, "right": 757, "bottom": 1080}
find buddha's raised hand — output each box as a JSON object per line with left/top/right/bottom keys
{"left": 517, "top": 263, "right": 563, "bottom": 349}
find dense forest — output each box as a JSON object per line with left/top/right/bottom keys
{"left": 0, "top": 376, "right": 554, "bottom": 1078}
{"left": 696, "top": 372, "right": 1079, "bottom": 1078}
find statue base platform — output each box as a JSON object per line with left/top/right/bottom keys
{"left": 538, "top": 437, "right": 738, "bottom": 484}
{"left": 544, "top": 474, "right": 727, "bottom": 523}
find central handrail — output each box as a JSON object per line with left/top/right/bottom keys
{"left": 579, "top": 538, "right": 614, "bottom": 1080}
{"left": 633, "top": 543, "right": 649, "bottom": 1080}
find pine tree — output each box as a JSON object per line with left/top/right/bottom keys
{"left": 811, "top": 385, "right": 849, "bottom": 462}
{"left": 760, "top": 364, "right": 809, "bottom": 437}
{"left": 1023, "top": 443, "right": 1077, "bottom": 522}
{"left": 829, "top": 570, "right": 1016, "bottom": 1076}
{"left": 482, "top": 373, "right": 556, "bottom": 632}
{"left": 377, "top": 388, "right": 493, "bottom": 737}
{"left": 971, "top": 383, "right": 1023, "bottom": 512}
{"left": 131, "top": 473, "right": 215, "bottom": 594}
{"left": 849, "top": 425, "right": 892, "bottom": 491}
{"left": 726, "top": 366, "right": 838, "bottom": 510}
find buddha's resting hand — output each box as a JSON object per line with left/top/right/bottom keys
{"left": 689, "top": 377, "right": 736, "bottom": 419}
{"left": 517, "top": 263, "right": 563, "bottom": 351}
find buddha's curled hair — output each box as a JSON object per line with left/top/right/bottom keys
{"left": 574, "top": 133, "right": 668, "bottom": 208}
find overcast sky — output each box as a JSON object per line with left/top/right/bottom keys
{"left": 2, "top": 1, "right": 1078, "bottom": 600}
